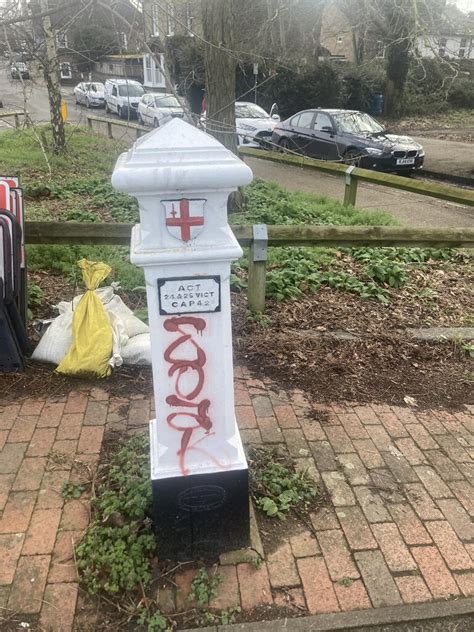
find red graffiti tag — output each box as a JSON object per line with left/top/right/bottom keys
{"left": 164, "top": 316, "right": 213, "bottom": 476}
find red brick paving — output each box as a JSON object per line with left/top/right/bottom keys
{"left": 0, "top": 375, "right": 473, "bottom": 629}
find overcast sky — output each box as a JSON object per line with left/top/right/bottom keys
{"left": 450, "top": 0, "right": 474, "bottom": 12}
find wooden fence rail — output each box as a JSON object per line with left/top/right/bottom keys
{"left": 0, "top": 110, "right": 28, "bottom": 129}
{"left": 238, "top": 147, "right": 474, "bottom": 208}
{"left": 86, "top": 114, "right": 148, "bottom": 140}
{"left": 25, "top": 221, "right": 474, "bottom": 312}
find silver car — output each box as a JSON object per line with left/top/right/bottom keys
{"left": 74, "top": 82, "right": 105, "bottom": 108}
{"left": 137, "top": 93, "right": 187, "bottom": 127}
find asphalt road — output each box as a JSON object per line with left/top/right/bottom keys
{"left": 1, "top": 63, "right": 473, "bottom": 228}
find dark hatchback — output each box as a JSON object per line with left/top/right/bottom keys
{"left": 271, "top": 109, "right": 425, "bottom": 173}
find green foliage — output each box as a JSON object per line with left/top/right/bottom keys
{"left": 240, "top": 180, "right": 396, "bottom": 228}
{"left": 75, "top": 434, "right": 154, "bottom": 596}
{"left": 136, "top": 607, "right": 171, "bottom": 632}
{"left": 27, "top": 245, "right": 144, "bottom": 291}
{"left": 448, "top": 78, "right": 474, "bottom": 110}
{"left": 0, "top": 127, "right": 126, "bottom": 182}
{"left": 196, "top": 606, "right": 242, "bottom": 626}
{"left": 238, "top": 181, "right": 463, "bottom": 304}
{"left": 28, "top": 282, "right": 44, "bottom": 309}
{"left": 251, "top": 448, "right": 317, "bottom": 520}
{"left": 189, "top": 568, "right": 223, "bottom": 607}
{"left": 61, "top": 482, "right": 85, "bottom": 500}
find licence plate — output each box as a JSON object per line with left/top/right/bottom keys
{"left": 396, "top": 158, "right": 415, "bottom": 165}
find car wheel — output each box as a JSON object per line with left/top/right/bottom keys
{"left": 344, "top": 149, "right": 362, "bottom": 166}
{"left": 279, "top": 138, "right": 293, "bottom": 154}
{"left": 153, "top": 118, "right": 160, "bottom": 128}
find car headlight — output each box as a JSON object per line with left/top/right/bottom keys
{"left": 365, "top": 147, "right": 384, "bottom": 156}
{"left": 418, "top": 150, "right": 425, "bottom": 157}
{"left": 239, "top": 123, "right": 257, "bottom": 132}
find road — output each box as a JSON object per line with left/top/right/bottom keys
{"left": 1, "top": 62, "right": 473, "bottom": 228}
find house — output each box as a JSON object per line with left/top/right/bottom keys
{"left": 416, "top": 6, "right": 474, "bottom": 60}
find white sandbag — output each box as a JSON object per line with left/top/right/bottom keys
{"left": 31, "top": 311, "right": 73, "bottom": 365}
{"left": 32, "top": 285, "right": 149, "bottom": 367}
{"left": 121, "top": 333, "right": 151, "bottom": 365}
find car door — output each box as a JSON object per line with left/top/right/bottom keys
{"left": 308, "top": 112, "right": 339, "bottom": 160}
{"left": 147, "top": 96, "right": 157, "bottom": 124}
{"left": 78, "top": 83, "right": 85, "bottom": 104}
{"left": 139, "top": 94, "right": 148, "bottom": 122}
{"left": 291, "top": 111, "right": 316, "bottom": 155}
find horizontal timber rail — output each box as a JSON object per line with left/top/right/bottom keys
{"left": 238, "top": 147, "right": 474, "bottom": 208}
{"left": 25, "top": 222, "right": 474, "bottom": 249}
{"left": 26, "top": 221, "right": 474, "bottom": 313}
{"left": 0, "top": 110, "right": 29, "bottom": 128}
{"left": 86, "top": 114, "right": 148, "bottom": 140}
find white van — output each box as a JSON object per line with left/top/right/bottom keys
{"left": 104, "top": 79, "right": 145, "bottom": 119}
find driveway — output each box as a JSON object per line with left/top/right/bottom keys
{"left": 246, "top": 157, "right": 474, "bottom": 228}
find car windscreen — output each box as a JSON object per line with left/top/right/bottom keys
{"left": 235, "top": 103, "right": 269, "bottom": 119}
{"left": 332, "top": 112, "right": 384, "bottom": 134}
{"left": 118, "top": 84, "right": 145, "bottom": 97}
{"left": 154, "top": 96, "right": 181, "bottom": 107}
{"left": 85, "top": 83, "right": 103, "bottom": 92}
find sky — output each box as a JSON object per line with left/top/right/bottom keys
{"left": 450, "top": 0, "right": 474, "bottom": 12}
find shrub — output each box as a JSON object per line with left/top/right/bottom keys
{"left": 448, "top": 78, "right": 474, "bottom": 109}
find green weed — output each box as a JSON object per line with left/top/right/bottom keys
{"left": 75, "top": 434, "right": 154, "bottom": 596}
{"left": 250, "top": 447, "right": 318, "bottom": 520}
{"left": 61, "top": 482, "right": 85, "bottom": 500}
{"left": 189, "top": 568, "right": 223, "bottom": 607}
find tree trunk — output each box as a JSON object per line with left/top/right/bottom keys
{"left": 201, "top": 0, "right": 237, "bottom": 155}
{"left": 40, "top": 0, "right": 65, "bottom": 154}
{"left": 384, "top": 37, "right": 410, "bottom": 119}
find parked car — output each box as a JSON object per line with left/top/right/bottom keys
{"left": 234, "top": 101, "right": 280, "bottom": 147}
{"left": 201, "top": 101, "right": 280, "bottom": 147}
{"left": 271, "top": 109, "right": 425, "bottom": 173}
{"left": 104, "top": 79, "right": 145, "bottom": 119}
{"left": 10, "top": 62, "right": 29, "bottom": 80}
{"left": 137, "top": 93, "right": 188, "bottom": 127}
{"left": 74, "top": 82, "right": 105, "bottom": 108}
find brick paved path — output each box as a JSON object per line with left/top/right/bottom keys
{"left": 0, "top": 368, "right": 473, "bottom": 630}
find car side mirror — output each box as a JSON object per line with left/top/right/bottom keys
{"left": 271, "top": 114, "right": 280, "bottom": 121}
{"left": 321, "top": 126, "right": 334, "bottom": 134}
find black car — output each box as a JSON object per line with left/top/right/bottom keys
{"left": 271, "top": 109, "right": 424, "bottom": 173}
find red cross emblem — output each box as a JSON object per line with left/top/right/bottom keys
{"left": 163, "top": 198, "right": 205, "bottom": 242}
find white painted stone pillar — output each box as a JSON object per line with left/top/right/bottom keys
{"left": 112, "top": 118, "right": 253, "bottom": 560}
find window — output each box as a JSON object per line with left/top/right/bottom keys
{"left": 152, "top": 3, "right": 159, "bottom": 36}
{"left": 297, "top": 111, "right": 315, "bottom": 128}
{"left": 119, "top": 32, "right": 128, "bottom": 50}
{"left": 60, "top": 62, "right": 72, "bottom": 79}
{"left": 56, "top": 31, "right": 68, "bottom": 48}
{"left": 290, "top": 114, "right": 300, "bottom": 127}
{"left": 112, "top": 85, "right": 118, "bottom": 96}
{"left": 376, "top": 40, "right": 385, "bottom": 58}
{"left": 459, "top": 38, "right": 467, "bottom": 58}
{"left": 143, "top": 53, "right": 166, "bottom": 88}
{"left": 314, "top": 113, "right": 333, "bottom": 132}
{"left": 186, "top": 3, "right": 194, "bottom": 35}
{"left": 438, "top": 37, "right": 447, "bottom": 57}
{"left": 167, "top": 3, "right": 175, "bottom": 36}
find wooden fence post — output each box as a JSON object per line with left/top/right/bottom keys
{"left": 14, "top": 114, "right": 20, "bottom": 128}
{"left": 343, "top": 166, "right": 358, "bottom": 206}
{"left": 247, "top": 224, "right": 268, "bottom": 313}
{"left": 87, "top": 117, "right": 93, "bottom": 131}
{"left": 107, "top": 121, "right": 113, "bottom": 139}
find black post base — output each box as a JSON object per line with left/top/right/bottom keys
{"left": 151, "top": 468, "right": 250, "bottom": 562}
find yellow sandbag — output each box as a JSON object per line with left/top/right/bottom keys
{"left": 56, "top": 259, "right": 113, "bottom": 378}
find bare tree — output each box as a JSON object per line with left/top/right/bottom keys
{"left": 201, "top": 0, "right": 238, "bottom": 154}
{"left": 39, "top": 0, "right": 66, "bottom": 153}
